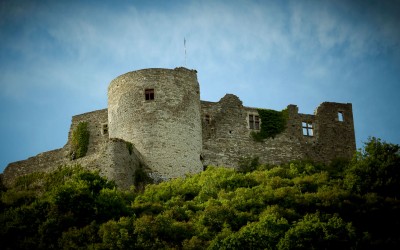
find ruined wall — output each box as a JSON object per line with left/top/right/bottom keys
{"left": 66, "top": 110, "right": 147, "bottom": 188}
{"left": 2, "top": 109, "right": 144, "bottom": 189}
{"left": 2, "top": 148, "right": 67, "bottom": 187}
{"left": 108, "top": 67, "right": 203, "bottom": 180}
{"left": 77, "top": 138, "right": 144, "bottom": 190}
{"left": 66, "top": 109, "right": 109, "bottom": 157}
{"left": 313, "top": 102, "right": 356, "bottom": 161}
{"left": 201, "top": 95, "right": 356, "bottom": 168}
{"left": 2, "top": 67, "right": 357, "bottom": 187}
{"left": 101, "top": 138, "right": 145, "bottom": 189}
{"left": 201, "top": 95, "right": 304, "bottom": 167}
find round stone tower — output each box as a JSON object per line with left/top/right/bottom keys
{"left": 108, "top": 67, "right": 203, "bottom": 179}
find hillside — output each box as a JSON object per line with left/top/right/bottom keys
{"left": 1, "top": 137, "right": 399, "bottom": 249}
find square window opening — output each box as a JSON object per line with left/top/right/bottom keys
{"left": 145, "top": 89, "right": 155, "bottom": 101}
{"left": 302, "top": 122, "right": 313, "bottom": 136}
{"left": 249, "top": 114, "right": 259, "bottom": 130}
{"left": 338, "top": 112, "right": 344, "bottom": 122}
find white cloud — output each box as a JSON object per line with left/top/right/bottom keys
{"left": 1, "top": 0, "right": 400, "bottom": 131}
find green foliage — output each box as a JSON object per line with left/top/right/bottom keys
{"left": 1, "top": 137, "right": 400, "bottom": 249}
{"left": 277, "top": 213, "right": 356, "bottom": 250}
{"left": 58, "top": 221, "right": 100, "bottom": 249}
{"left": 0, "top": 166, "right": 132, "bottom": 249}
{"left": 210, "top": 211, "right": 290, "bottom": 249}
{"left": 251, "top": 108, "right": 288, "bottom": 141}
{"left": 70, "top": 121, "right": 90, "bottom": 159}
{"left": 133, "top": 164, "right": 153, "bottom": 191}
{"left": 98, "top": 217, "right": 136, "bottom": 249}
{"left": 13, "top": 172, "right": 45, "bottom": 190}
{"left": 344, "top": 137, "right": 400, "bottom": 197}
{"left": 237, "top": 156, "right": 259, "bottom": 173}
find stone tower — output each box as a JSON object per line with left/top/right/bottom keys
{"left": 107, "top": 67, "right": 203, "bottom": 180}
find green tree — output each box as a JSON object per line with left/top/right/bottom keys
{"left": 344, "top": 137, "right": 400, "bottom": 197}
{"left": 211, "top": 211, "right": 289, "bottom": 249}
{"left": 98, "top": 217, "right": 136, "bottom": 250}
{"left": 58, "top": 221, "right": 99, "bottom": 249}
{"left": 277, "top": 213, "right": 356, "bottom": 250}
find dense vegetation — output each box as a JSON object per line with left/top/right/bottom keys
{"left": 1, "top": 137, "right": 399, "bottom": 249}
{"left": 251, "top": 109, "right": 288, "bottom": 141}
{"left": 70, "top": 121, "right": 90, "bottom": 159}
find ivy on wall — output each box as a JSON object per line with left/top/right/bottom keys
{"left": 251, "top": 108, "right": 288, "bottom": 141}
{"left": 70, "top": 122, "right": 90, "bottom": 159}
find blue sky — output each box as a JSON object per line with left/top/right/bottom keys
{"left": 1, "top": 0, "right": 399, "bottom": 173}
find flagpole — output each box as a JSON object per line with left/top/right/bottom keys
{"left": 184, "top": 38, "right": 186, "bottom": 67}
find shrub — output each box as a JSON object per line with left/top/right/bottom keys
{"left": 237, "top": 156, "right": 259, "bottom": 173}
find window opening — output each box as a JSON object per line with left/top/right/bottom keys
{"left": 205, "top": 114, "right": 211, "bottom": 124}
{"left": 145, "top": 89, "right": 155, "bottom": 100}
{"left": 254, "top": 115, "right": 260, "bottom": 130}
{"left": 338, "top": 112, "right": 344, "bottom": 122}
{"left": 102, "top": 123, "right": 108, "bottom": 135}
{"left": 302, "top": 122, "right": 313, "bottom": 136}
{"left": 249, "top": 115, "right": 254, "bottom": 129}
{"left": 249, "top": 114, "right": 260, "bottom": 130}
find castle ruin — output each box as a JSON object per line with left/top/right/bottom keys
{"left": 1, "top": 67, "right": 356, "bottom": 188}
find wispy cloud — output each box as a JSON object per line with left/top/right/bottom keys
{"left": 3, "top": 0, "right": 397, "bottom": 94}
{"left": 0, "top": 0, "right": 400, "bottom": 170}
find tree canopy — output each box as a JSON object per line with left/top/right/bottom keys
{"left": 1, "top": 137, "right": 399, "bottom": 249}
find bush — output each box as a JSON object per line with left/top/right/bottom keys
{"left": 237, "top": 156, "right": 259, "bottom": 173}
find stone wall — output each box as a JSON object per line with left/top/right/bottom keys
{"left": 76, "top": 138, "right": 145, "bottom": 190}
{"left": 2, "top": 67, "right": 356, "bottom": 188}
{"left": 66, "top": 109, "right": 109, "bottom": 157}
{"left": 313, "top": 102, "right": 356, "bottom": 161}
{"left": 2, "top": 109, "right": 145, "bottom": 189}
{"left": 67, "top": 109, "right": 147, "bottom": 189}
{"left": 108, "top": 67, "right": 203, "bottom": 180}
{"left": 1, "top": 148, "right": 67, "bottom": 187}
{"left": 201, "top": 94, "right": 356, "bottom": 168}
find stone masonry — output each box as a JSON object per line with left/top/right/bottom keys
{"left": 1, "top": 67, "right": 356, "bottom": 188}
{"left": 201, "top": 95, "right": 355, "bottom": 168}
{"left": 108, "top": 68, "right": 203, "bottom": 180}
